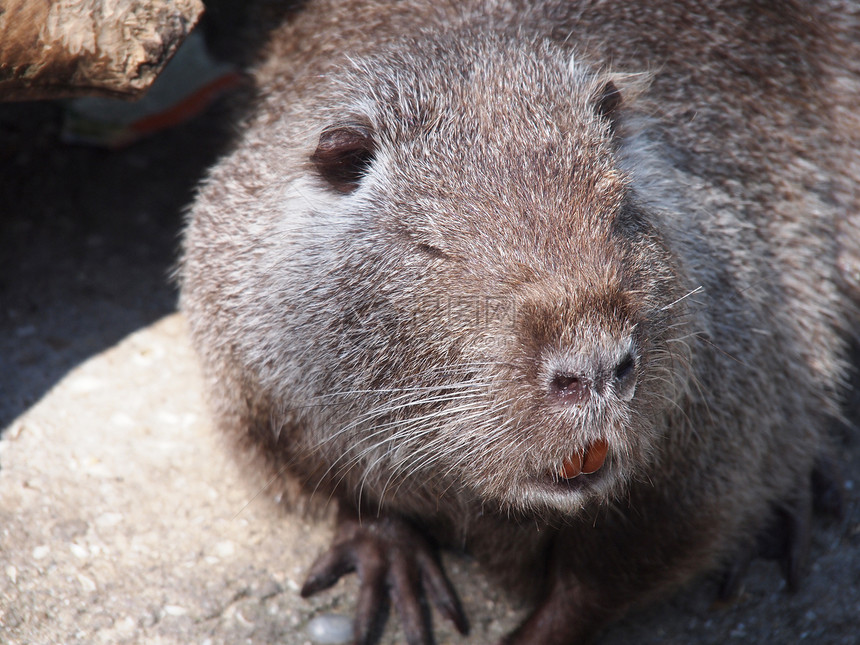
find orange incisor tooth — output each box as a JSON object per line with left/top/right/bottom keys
{"left": 582, "top": 438, "right": 609, "bottom": 474}
{"left": 559, "top": 453, "right": 583, "bottom": 479}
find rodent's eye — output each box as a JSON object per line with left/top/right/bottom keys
{"left": 416, "top": 242, "right": 448, "bottom": 259}
{"left": 310, "top": 123, "right": 376, "bottom": 193}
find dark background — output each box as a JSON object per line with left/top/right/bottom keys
{"left": 0, "top": 0, "right": 275, "bottom": 429}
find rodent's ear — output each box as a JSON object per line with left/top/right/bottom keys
{"left": 310, "top": 123, "right": 376, "bottom": 193}
{"left": 594, "top": 81, "right": 622, "bottom": 128}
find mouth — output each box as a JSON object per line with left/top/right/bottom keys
{"left": 534, "top": 438, "right": 611, "bottom": 493}
{"left": 557, "top": 438, "right": 609, "bottom": 479}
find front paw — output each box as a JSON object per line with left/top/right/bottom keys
{"left": 719, "top": 455, "right": 845, "bottom": 600}
{"left": 301, "top": 507, "right": 469, "bottom": 645}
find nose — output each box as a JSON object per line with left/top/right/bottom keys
{"left": 546, "top": 345, "right": 637, "bottom": 405}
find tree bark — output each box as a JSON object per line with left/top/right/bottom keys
{"left": 0, "top": 0, "right": 205, "bottom": 101}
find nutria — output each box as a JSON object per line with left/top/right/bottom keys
{"left": 179, "top": 1, "right": 859, "bottom": 643}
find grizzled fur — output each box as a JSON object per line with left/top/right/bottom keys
{"left": 180, "top": 1, "right": 859, "bottom": 642}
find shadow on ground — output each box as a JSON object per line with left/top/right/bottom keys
{"left": 0, "top": 97, "right": 236, "bottom": 430}
{"left": 0, "top": 0, "right": 298, "bottom": 430}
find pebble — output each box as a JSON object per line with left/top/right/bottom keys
{"left": 77, "top": 574, "right": 97, "bottom": 592}
{"left": 70, "top": 543, "right": 89, "bottom": 559}
{"left": 307, "top": 613, "right": 352, "bottom": 644}
{"left": 214, "top": 540, "right": 235, "bottom": 558}
{"left": 67, "top": 376, "right": 103, "bottom": 394}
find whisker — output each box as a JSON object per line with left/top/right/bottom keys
{"left": 660, "top": 286, "right": 704, "bottom": 311}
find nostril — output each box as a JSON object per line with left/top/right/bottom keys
{"left": 614, "top": 352, "right": 635, "bottom": 383}
{"left": 612, "top": 351, "right": 637, "bottom": 401}
{"left": 549, "top": 372, "right": 591, "bottom": 405}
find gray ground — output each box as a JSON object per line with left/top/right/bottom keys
{"left": 1, "top": 26, "right": 858, "bottom": 645}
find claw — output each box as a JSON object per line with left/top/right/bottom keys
{"left": 354, "top": 557, "right": 388, "bottom": 645}
{"left": 415, "top": 549, "right": 470, "bottom": 635}
{"left": 389, "top": 553, "right": 433, "bottom": 645}
{"left": 779, "top": 494, "right": 813, "bottom": 591}
{"left": 717, "top": 540, "right": 755, "bottom": 601}
{"left": 301, "top": 540, "right": 359, "bottom": 597}
{"left": 300, "top": 506, "right": 468, "bottom": 645}
{"left": 811, "top": 454, "right": 845, "bottom": 520}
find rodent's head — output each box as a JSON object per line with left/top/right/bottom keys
{"left": 214, "top": 29, "right": 690, "bottom": 518}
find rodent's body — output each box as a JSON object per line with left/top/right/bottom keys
{"left": 180, "top": 1, "right": 860, "bottom": 642}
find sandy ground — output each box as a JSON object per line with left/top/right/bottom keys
{"left": 1, "top": 17, "right": 858, "bottom": 644}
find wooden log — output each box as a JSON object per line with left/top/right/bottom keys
{"left": 0, "top": 0, "right": 205, "bottom": 101}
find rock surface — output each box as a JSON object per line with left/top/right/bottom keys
{"left": 0, "top": 314, "right": 520, "bottom": 645}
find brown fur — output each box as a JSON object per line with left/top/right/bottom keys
{"left": 179, "top": 1, "right": 859, "bottom": 642}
